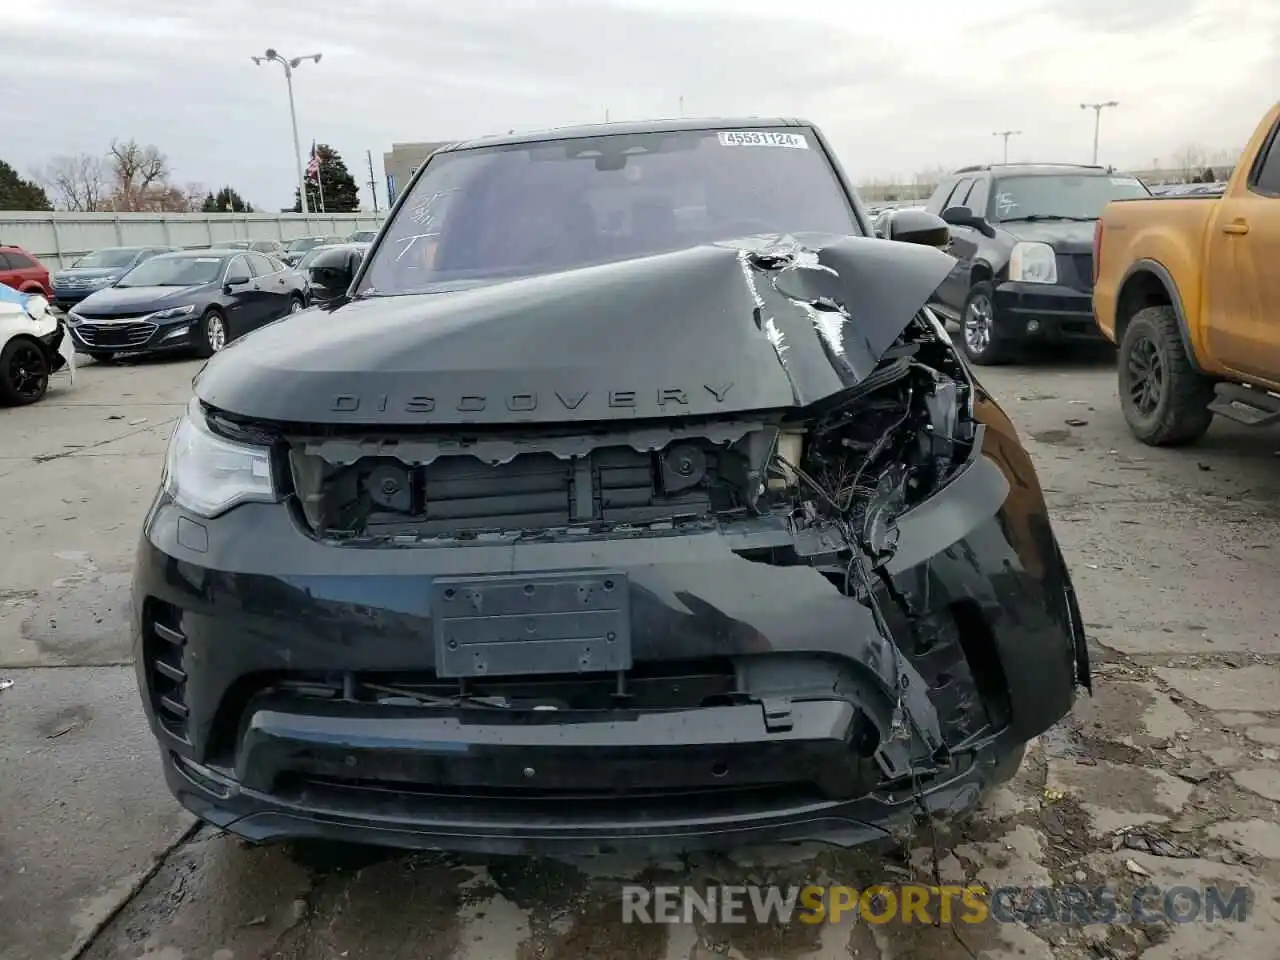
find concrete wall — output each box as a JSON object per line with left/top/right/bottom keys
{"left": 0, "top": 211, "right": 388, "bottom": 271}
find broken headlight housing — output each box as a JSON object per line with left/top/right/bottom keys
{"left": 163, "top": 403, "right": 276, "bottom": 518}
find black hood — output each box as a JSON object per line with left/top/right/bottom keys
{"left": 1001, "top": 219, "right": 1096, "bottom": 253}
{"left": 194, "top": 234, "right": 955, "bottom": 426}
{"left": 75, "top": 284, "right": 209, "bottom": 316}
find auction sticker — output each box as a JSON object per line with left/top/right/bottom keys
{"left": 718, "top": 131, "right": 809, "bottom": 149}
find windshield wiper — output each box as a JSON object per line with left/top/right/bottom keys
{"left": 1000, "top": 215, "right": 1097, "bottom": 223}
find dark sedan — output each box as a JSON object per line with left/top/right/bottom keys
{"left": 67, "top": 249, "right": 308, "bottom": 360}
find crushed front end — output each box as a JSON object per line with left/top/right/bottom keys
{"left": 134, "top": 236, "right": 1089, "bottom": 854}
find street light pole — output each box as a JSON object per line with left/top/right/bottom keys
{"left": 992, "top": 130, "right": 1022, "bottom": 163}
{"left": 252, "top": 49, "right": 322, "bottom": 214}
{"left": 1080, "top": 101, "right": 1119, "bottom": 165}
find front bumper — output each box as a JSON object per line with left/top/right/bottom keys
{"left": 51, "top": 288, "right": 107, "bottom": 311}
{"left": 133, "top": 420, "right": 1087, "bottom": 854}
{"left": 994, "top": 281, "right": 1101, "bottom": 342}
{"left": 67, "top": 315, "right": 199, "bottom": 355}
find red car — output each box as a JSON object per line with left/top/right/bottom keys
{"left": 0, "top": 245, "right": 52, "bottom": 297}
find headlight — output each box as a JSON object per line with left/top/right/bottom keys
{"left": 1008, "top": 242, "right": 1058, "bottom": 284}
{"left": 163, "top": 405, "right": 276, "bottom": 517}
{"left": 152, "top": 304, "right": 196, "bottom": 320}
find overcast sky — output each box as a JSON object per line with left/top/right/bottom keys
{"left": 4, "top": 0, "right": 1277, "bottom": 210}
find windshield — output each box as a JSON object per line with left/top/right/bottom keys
{"left": 990, "top": 174, "right": 1150, "bottom": 221}
{"left": 75, "top": 248, "right": 140, "bottom": 269}
{"left": 117, "top": 256, "right": 225, "bottom": 287}
{"left": 359, "top": 127, "right": 858, "bottom": 295}
{"left": 287, "top": 237, "right": 327, "bottom": 252}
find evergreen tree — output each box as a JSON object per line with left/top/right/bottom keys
{"left": 201, "top": 186, "right": 254, "bottom": 213}
{"left": 290, "top": 144, "right": 360, "bottom": 213}
{"left": 0, "top": 159, "right": 53, "bottom": 210}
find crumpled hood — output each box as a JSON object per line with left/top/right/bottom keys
{"left": 195, "top": 234, "right": 955, "bottom": 426}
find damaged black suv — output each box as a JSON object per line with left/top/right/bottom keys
{"left": 134, "top": 119, "right": 1089, "bottom": 855}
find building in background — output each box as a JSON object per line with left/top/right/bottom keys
{"left": 382, "top": 141, "right": 453, "bottom": 206}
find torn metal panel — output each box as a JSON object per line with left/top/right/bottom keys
{"left": 194, "top": 233, "right": 954, "bottom": 427}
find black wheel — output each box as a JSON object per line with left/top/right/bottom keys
{"left": 288, "top": 294, "right": 305, "bottom": 315}
{"left": 1118, "top": 305, "right": 1214, "bottom": 446}
{"left": 0, "top": 336, "right": 50, "bottom": 405}
{"left": 195, "top": 308, "right": 228, "bottom": 359}
{"left": 960, "top": 281, "right": 1015, "bottom": 365}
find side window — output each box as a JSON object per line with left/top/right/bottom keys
{"left": 966, "top": 178, "right": 991, "bottom": 219}
{"left": 951, "top": 178, "right": 977, "bottom": 210}
{"left": 1250, "top": 120, "right": 1280, "bottom": 197}
{"left": 926, "top": 178, "right": 957, "bottom": 215}
{"left": 225, "top": 257, "right": 251, "bottom": 283}
{"left": 6, "top": 251, "right": 36, "bottom": 268}
{"left": 0, "top": 253, "right": 15, "bottom": 271}
{"left": 246, "top": 253, "right": 275, "bottom": 276}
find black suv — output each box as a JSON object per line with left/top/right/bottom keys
{"left": 922, "top": 163, "right": 1150, "bottom": 364}
{"left": 132, "top": 118, "right": 1087, "bottom": 855}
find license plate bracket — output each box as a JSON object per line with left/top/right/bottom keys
{"left": 431, "top": 571, "right": 631, "bottom": 678}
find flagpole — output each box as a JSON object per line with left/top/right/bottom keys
{"left": 315, "top": 144, "right": 326, "bottom": 214}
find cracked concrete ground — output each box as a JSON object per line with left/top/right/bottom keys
{"left": 3, "top": 346, "right": 1280, "bottom": 960}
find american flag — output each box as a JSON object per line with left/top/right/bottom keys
{"left": 305, "top": 141, "right": 321, "bottom": 180}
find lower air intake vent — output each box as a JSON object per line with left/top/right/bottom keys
{"left": 142, "top": 599, "right": 190, "bottom": 742}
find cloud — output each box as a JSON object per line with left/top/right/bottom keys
{"left": 2, "top": 0, "right": 1276, "bottom": 209}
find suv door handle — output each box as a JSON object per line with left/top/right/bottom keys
{"left": 1222, "top": 219, "right": 1249, "bottom": 235}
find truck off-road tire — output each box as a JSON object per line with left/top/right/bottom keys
{"left": 1118, "top": 305, "right": 1215, "bottom": 446}
{"left": 960, "top": 281, "right": 1015, "bottom": 366}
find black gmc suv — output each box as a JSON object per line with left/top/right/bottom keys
{"left": 921, "top": 163, "right": 1150, "bottom": 364}
{"left": 133, "top": 118, "right": 1088, "bottom": 855}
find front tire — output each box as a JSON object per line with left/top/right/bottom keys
{"left": 1118, "top": 305, "right": 1214, "bottom": 446}
{"left": 960, "top": 281, "right": 1015, "bottom": 366}
{"left": 195, "top": 308, "right": 228, "bottom": 359}
{"left": 0, "top": 336, "right": 50, "bottom": 405}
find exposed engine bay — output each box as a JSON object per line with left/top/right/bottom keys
{"left": 260, "top": 312, "right": 974, "bottom": 557}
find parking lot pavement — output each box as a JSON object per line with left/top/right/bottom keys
{"left": 4, "top": 351, "right": 1280, "bottom": 959}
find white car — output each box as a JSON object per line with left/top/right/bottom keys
{"left": 0, "top": 291, "right": 69, "bottom": 405}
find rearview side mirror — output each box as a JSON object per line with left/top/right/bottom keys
{"left": 306, "top": 249, "right": 361, "bottom": 303}
{"left": 224, "top": 275, "right": 250, "bottom": 289}
{"left": 941, "top": 206, "right": 997, "bottom": 238}
{"left": 883, "top": 209, "right": 951, "bottom": 248}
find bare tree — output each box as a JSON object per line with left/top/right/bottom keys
{"left": 1173, "top": 144, "right": 1206, "bottom": 183}
{"left": 38, "top": 153, "right": 107, "bottom": 211}
{"left": 108, "top": 139, "right": 170, "bottom": 211}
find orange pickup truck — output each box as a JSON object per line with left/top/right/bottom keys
{"left": 1093, "top": 102, "right": 1280, "bottom": 446}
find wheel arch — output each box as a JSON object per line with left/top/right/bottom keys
{"left": 1115, "top": 260, "right": 1203, "bottom": 372}
{"left": 0, "top": 332, "right": 55, "bottom": 387}
{"left": 969, "top": 260, "right": 994, "bottom": 286}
